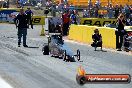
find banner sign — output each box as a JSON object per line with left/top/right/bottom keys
{"left": 32, "top": 16, "right": 45, "bottom": 25}
{"left": 0, "top": 8, "right": 20, "bottom": 23}
{"left": 0, "top": 8, "right": 48, "bottom": 25}
{"left": 80, "top": 18, "right": 117, "bottom": 26}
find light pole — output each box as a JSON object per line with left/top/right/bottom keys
{"left": 7, "top": 0, "right": 9, "bottom": 8}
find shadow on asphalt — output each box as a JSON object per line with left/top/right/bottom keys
{"left": 26, "top": 46, "right": 39, "bottom": 48}
{"left": 101, "top": 50, "right": 107, "bottom": 52}
{"left": 94, "top": 50, "right": 107, "bottom": 52}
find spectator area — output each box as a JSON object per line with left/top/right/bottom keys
{"left": 56, "top": 0, "right": 132, "bottom": 7}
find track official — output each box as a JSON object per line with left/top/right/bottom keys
{"left": 116, "top": 13, "right": 126, "bottom": 51}
{"left": 14, "top": 8, "right": 29, "bottom": 47}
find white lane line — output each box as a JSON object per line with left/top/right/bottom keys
{"left": 64, "top": 39, "right": 132, "bottom": 56}
{"left": 0, "top": 77, "right": 13, "bottom": 88}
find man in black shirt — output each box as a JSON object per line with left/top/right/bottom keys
{"left": 14, "top": 8, "right": 29, "bottom": 47}
{"left": 116, "top": 13, "right": 126, "bottom": 51}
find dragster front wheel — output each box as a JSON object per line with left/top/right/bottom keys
{"left": 62, "top": 50, "right": 66, "bottom": 61}
{"left": 77, "top": 49, "right": 80, "bottom": 61}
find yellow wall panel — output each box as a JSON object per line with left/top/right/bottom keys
{"left": 69, "top": 25, "right": 117, "bottom": 49}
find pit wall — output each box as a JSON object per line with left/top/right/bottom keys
{"left": 68, "top": 25, "right": 116, "bottom": 49}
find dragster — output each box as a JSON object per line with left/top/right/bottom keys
{"left": 42, "top": 33, "right": 80, "bottom": 62}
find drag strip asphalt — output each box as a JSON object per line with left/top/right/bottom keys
{"left": 0, "top": 24, "right": 131, "bottom": 88}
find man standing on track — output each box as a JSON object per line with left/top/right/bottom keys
{"left": 14, "top": 8, "right": 29, "bottom": 47}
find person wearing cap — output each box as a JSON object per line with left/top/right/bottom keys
{"left": 25, "top": 7, "right": 33, "bottom": 29}
{"left": 91, "top": 29, "right": 102, "bottom": 51}
{"left": 14, "top": 8, "right": 29, "bottom": 47}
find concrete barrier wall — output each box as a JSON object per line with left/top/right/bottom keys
{"left": 97, "top": 27, "right": 116, "bottom": 48}
{"left": 68, "top": 25, "right": 116, "bottom": 49}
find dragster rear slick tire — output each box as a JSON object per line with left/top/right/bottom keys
{"left": 63, "top": 50, "right": 66, "bottom": 61}
{"left": 77, "top": 49, "right": 80, "bottom": 61}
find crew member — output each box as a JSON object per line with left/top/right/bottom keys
{"left": 14, "top": 8, "right": 29, "bottom": 47}
{"left": 25, "top": 7, "right": 33, "bottom": 29}
{"left": 91, "top": 29, "right": 102, "bottom": 51}
{"left": 62, "top": 11, "right": 70, "bottom": 36}
{"left": 116, "top": 13, "right": 126, "bottom": 51}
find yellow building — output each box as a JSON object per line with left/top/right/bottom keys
{"left": 56, "top": 0, "right": 132, "bottom": 6}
